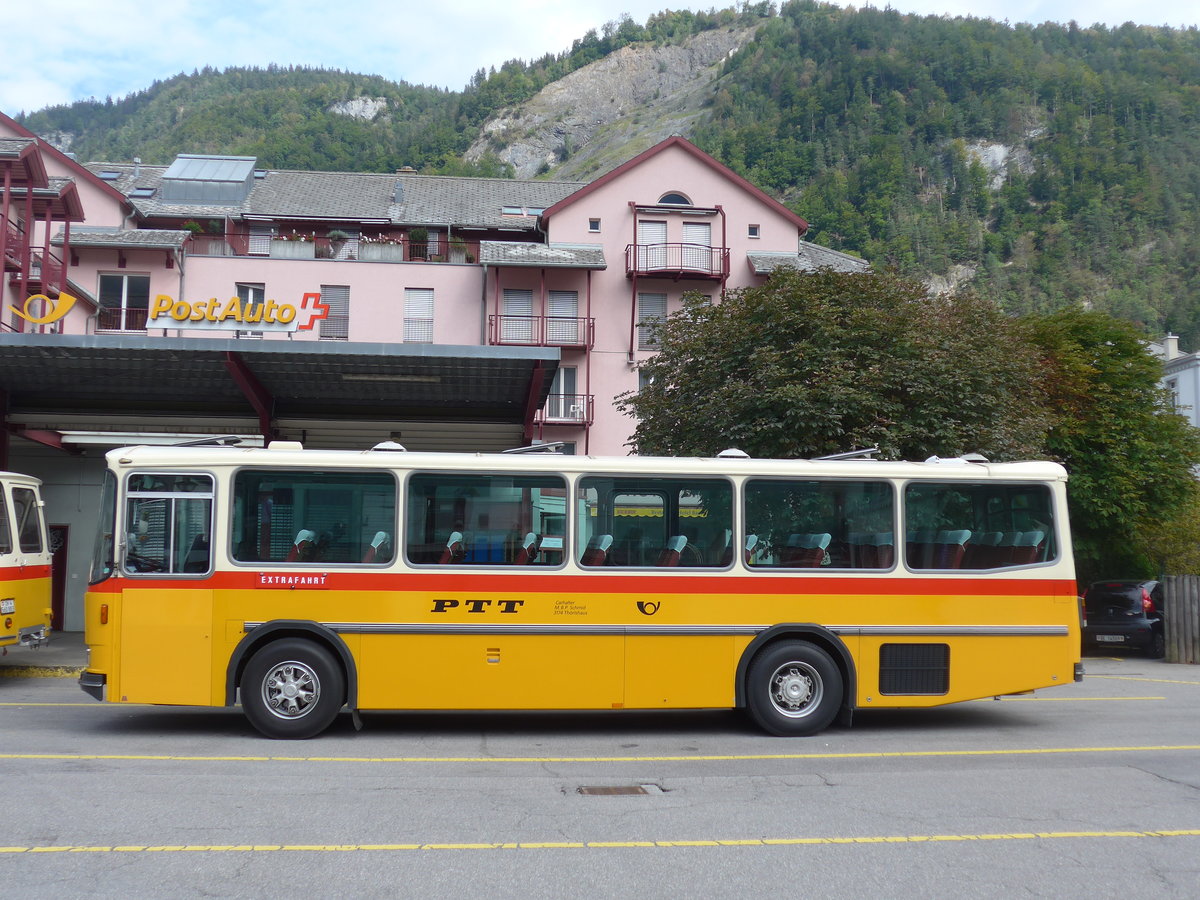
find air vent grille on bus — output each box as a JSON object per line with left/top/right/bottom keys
{"left": 878, "top": 643, "right": 950, "bottom": 695}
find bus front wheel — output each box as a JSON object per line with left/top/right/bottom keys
{"left": 242, "top": 638, "right": 345, "bottom": 739}
{"left": 746, "top": 641, "right": 842, "bottom": 736}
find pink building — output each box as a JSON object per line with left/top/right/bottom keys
{"left": 1, "top": 111, "right": 866, "bottom": 627}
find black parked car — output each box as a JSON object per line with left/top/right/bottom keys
{"left": 1081, "top": 580, "right": 1166, "bottom": 658}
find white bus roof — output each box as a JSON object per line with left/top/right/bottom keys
{"left": 106, "top": 444, "right": 1068, "bottom": 482}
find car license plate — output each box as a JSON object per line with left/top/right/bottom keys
{"left": 1096, "top": 634, "right": 1124, "bottom": 643}
{"left": 0, "top": 598, "right": 13, "bottom": 614}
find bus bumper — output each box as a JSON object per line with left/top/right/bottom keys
{"left": 79, "top": 671, "right": 107, "bottom": 701}
{"left": 19, "top": 625, "right": 49, "bottom": 648}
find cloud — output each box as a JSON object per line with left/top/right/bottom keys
{"left": 2, "top": 0, "right": 1197, "bottom": 115}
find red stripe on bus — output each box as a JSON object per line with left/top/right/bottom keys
{"left": 0, "top": 564, "right": 51, "bottom": 580}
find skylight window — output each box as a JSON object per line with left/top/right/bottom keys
{"left": 501, "top": 206, "right": 546, "bottom": 217}
{"left": 98, "top": 171, "right": 122, "bottom": 181}
{"left": 130, "top": 187, "right": 156, "bottom": 198}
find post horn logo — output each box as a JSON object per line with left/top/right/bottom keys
{"left": 636, "top": 600, "right": 660, "bottom": 616}
{"left": 11, "top": 293, "right": 76, "bottom": 325}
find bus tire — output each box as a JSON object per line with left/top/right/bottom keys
{"left": 241, "top": 638, "right": 345, "bottom": 739}
{"left": 745, "top": 641, "right": 842, "bottom": 736}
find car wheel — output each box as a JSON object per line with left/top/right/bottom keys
{"left": 745, "top": 641, "right": 842, "bottom": 736}
{"left": 1150, "top": 630, "right": 1166, "bottom": 659}
{"left": 242, "top": 638, "right": 345, "bottom": 739}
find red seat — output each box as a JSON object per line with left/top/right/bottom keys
{"left": 656, "top": 535, "right": 688, "bottom": 567}
{"left": 514, "top": 532, "right": 540, "bottom": 565}
{"left": 580, "top": 534, "right": 612, "bottom": 567}
{"left": 362, "top": 531, "right": 390, "bottom": 563}
{"left": 781, "top": 533, "right": 830, "bottom": 567}
{"left": 438, "top": 531, "right": 465, "bottom": 564}
{"left": 285, "top": 529, "right": 316, "bottom": 562}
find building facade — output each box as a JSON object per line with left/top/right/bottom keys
{"left": 2, "top": 111, "right": 866, "bottom": 629}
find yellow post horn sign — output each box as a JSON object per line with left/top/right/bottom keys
{"left": 11, "top": 293, "right": 77, "bottom": 325}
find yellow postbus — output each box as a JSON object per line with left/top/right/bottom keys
{"left": 0, "top": 471, "right": 52, "bottom": 654}
{"left": 80, "top": 442, "right": 1081, "bottom": 739}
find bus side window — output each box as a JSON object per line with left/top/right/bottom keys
{"left": 0, "top": 488, "right": 11, "bottom": 555}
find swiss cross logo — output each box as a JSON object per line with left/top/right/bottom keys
{"left": 295, "top": 292, "right": 330, "bottom": 331}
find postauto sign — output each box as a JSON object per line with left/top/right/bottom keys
{"left": 11, "top": 291, "right": 329, "bottom": 333}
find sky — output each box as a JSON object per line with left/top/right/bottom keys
{"left": 3, "top": 0, "right": 1198, "bottom": 115}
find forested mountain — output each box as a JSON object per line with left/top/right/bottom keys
{"left": 16, "top": 1, "right": 1200, "bottom": 345}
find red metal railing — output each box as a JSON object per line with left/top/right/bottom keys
{"left": 624, "top": 243, "right": 729, "bottom": 279}
{"left": 536, "top": 393, "right": 594, "bottom": 426}
{"left": 2, "top": 215, "right": 24, "bottom": 270}
{"left": 488, "top": 315, "right": 595, "bottom": 348}
{"left": 96, "top": 306, "right": 149, "bottom": 333}
{"left": 29, "top": 250, "right": 65, "bottom": 294}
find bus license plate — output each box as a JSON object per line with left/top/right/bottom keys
{"left": 0, "top": 599, "right": 13, "bottom": 614}
{"left": 1096, "top": 634, "right": 1124, "bottom": 642}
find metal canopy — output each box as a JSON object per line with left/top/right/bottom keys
{"left": 0, "top": 334, "right": 559, "bottom": 442}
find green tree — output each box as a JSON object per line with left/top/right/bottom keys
{"left": 1022, "top": 308, "right": 1200, "bottom": 581}
{"left": 619, "top": 268, "right": 1046, "bottom": 460}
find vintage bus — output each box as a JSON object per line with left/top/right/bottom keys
{"left": 80, "top": 442, "right": 1081, "bottom": 739}
{"left": 0, "top": 471, "right": 52, "bottom": 654}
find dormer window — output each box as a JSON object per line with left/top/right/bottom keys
{"left": 658, "top": 192, "right": 692, "bottom": 206}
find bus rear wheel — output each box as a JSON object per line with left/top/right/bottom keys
{"left": 746, "top": 641, "right": 842, "bottom": 736}
{"left": 242, "top": 638, "right": 345, "bottom": 739}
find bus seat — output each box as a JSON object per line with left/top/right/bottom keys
{"left": 849, "top": 532, "right": 894, "bottom": 569}
{"left": 744, "top": 534, "right": 759, "bottom": 565}
{"left": 438, "top": 531, "right": 465, "bottom": 564}
{"left": 931, "top": 530, "right": 971, "bottom": 568}
{"left": 285, "top": 529, "right": 317, "bottom": 562}
{"left": 183, "top": 533, "right": 209, "bottom": 572}
{"left": 709, "top": 529, "right": 733, "bottom": 566}
{"left": 362, "top": 531, "right": 390, "bottom": 563}
{"left": 782, "top": 532, "right": 831, "bottom": 567}
{"left": 514, "top": 532, "right": 541, "bottom": 565}
{"left": 656, "top": 535, "right": 688, "bottom": 567}
{"left": 1009, "top": 530, "right": 1045, "bottom": 566}
{"left": 580, "top": 534, "right": 613, "bottom": 567}
{"left": 962, "top": 531, "right": 1003, "bottom": 569}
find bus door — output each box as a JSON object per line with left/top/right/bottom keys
{"left": 117, "top": 473, "right": 215, "bottom": 705}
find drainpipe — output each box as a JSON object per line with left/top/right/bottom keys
{"left": 480, "top": 264, "right": 490, "bottom": 344}
{"left": 628, "top": 201, "right": 638, "bottom": 364}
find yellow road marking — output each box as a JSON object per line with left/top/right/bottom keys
{"left": 2, "top": 830, "right": 1198, "bottom": 854}
{"left": 2, "top": 745, "right": 1198, "bottom": 764}
{"left": 1089, "top": 675, "right": 1200, "bottom": 686}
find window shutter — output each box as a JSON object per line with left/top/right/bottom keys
{"left": 404, "top": 288, "right": 435, "bottom": 343}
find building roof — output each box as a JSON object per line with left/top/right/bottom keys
{"left": 0, "top": 334, "right": 559, "bottom": 452}
{"left": 748, "top": 243, "right": 869, "bottom": 275}
{"left": 52, "top": 226, "right": 190, "bottom": 250}
{"left": 479, "top": 241, "right": 606, "bottom": 268}
{"left": 84, "top": 159, "right": 586, "bottom": 231}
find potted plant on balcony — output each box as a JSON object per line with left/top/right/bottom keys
{"left": 408, "top": 227, "right": 429, "bottom": 260}
{"left": 359, "top": 235, "right": 406, "bottom": 262}
{"left": 269, "top": 230, "right": 316, "bottom": 259}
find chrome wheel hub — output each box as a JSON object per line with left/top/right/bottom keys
{"left": 262, "top": 660, "right": 320, "bottom": 720}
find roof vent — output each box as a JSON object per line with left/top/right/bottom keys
{"left": 371, "top": 440, "right": 407, "bottom": 452}
{"left": 717, "top": 448, "right": 750, "bottom": 459}
{"left": 267, "top": 440, "right": 304, "bottom": 451}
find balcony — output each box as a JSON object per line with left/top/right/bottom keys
{"left": 625, "top": 243, "right": 729, "bottom": 280}
{"left": 536, "top": 393, "right": 594, "bottom": 426}
{"left": 489, "top": 315, "right": 595, "bottom": 349}
{"left": 186, "top": 233, "right": 479, "bottom": 264}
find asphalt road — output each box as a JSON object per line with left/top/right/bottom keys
{"left": 1, "top": 654, "right": 1197, "bottom": 899}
